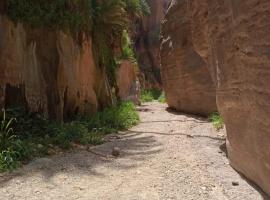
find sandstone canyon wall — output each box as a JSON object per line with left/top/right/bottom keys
{"left": 160, "top": 0, "right": 217, "bottom": 116}
{"left": 116, "top": 60, "right": 138, "bottom": 103}
{"left": 134, "top": 0, "right": 170, "bottom": 89}
{"left": 161, "top": 0, "right": 270, "bottom": 195}
{"left": 0, "top": 15, "right": 111, "bottom": 121}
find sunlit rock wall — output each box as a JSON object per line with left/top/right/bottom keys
{"left": 161, "top": 0, "right": 270, "bottom": 195}
{"left": 160, "top": 0, "right": 217, "bottom": 116}
{"left": 0, "top": 15, "right": 111, "bottom": 121}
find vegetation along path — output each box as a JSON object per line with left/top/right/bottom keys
{"left": 0, "top": 102, "right": 268, "bottom": 200}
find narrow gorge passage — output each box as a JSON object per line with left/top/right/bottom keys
{"left": 0, "top": 102, "right": 267, "bottom": 200}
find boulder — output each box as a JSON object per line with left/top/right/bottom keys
{"left": 160, "top": 0, "right": 217, "bottom": 116}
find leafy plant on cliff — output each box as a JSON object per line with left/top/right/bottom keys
{"left": 5, "top": 0, "right": 93, "bottom": 32}
{"left": 4, "top": 0, "right": 150, "bottom": 90}
{"left": 121, "top": 30, "right": 136, "bottom": 62}
{"left": 91, "top": 0, "right": 129, "bottom": 87}
{"left": 91, "top": 0, "right": 150, "bottom": 87}
{"left": 124, "top": 0, "right": 151, "bottom": 16}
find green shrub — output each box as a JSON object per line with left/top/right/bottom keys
{"left": 0, "top": 101, "right": 139, "bottom": 172}
{"left": 209, "top": 112, "right": 224, "bottom": 130}
{"left": 5, "top": 107, "right": 49, "bottom": 138}
{"left": 121, "top": 30, "right": 137, "bottom": 63}
{"left": 158, "top": 92, "right": 166, "bottom": 103}
{"left": 5, "top": 0, "right": 93, "bottom": 32}
{"left": 0, "top": 109, "right": 29, "bottom": 171}
{"left": 124, "top": 0, "right": 151, "bottom": 16}
{"left": 122, "top": 47, "right": 135, "bottom": 61}
{"left": 140, "top": 89, "right": 163, "bottom": 103}
{"left": 0, "top": 148, "right": 20, "bottom": 172}
{"left": 79, "top": 130, "right": 104, "bottom": 145}
{"left": 11, "top": 139, "right": 34, "bottom": 161}
{"left": 86, "top": 101, "right": 139, "bottom": 133}
{"left": 140, "top": 90, "right": 153, "bottom": 102}
{"left": 51, "top": 122, "right": 89, "bottom": 149}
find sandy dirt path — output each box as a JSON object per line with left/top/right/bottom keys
{"left": 0, "top": 102, "right": 269, "bottom": 200}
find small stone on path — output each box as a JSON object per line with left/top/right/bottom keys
{"left": 112, "top": 147, "right": 120, "bottom": 157}
{"left": 232, "top": 181, "right": 239, "bottom": 186}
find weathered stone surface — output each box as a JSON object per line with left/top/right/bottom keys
{"left": 134, "top": 0, "right": 170, "bottom": 89}
{"left": 207, "top": 0, "right": 270, "bottom": 195}
{"left": 160, "top": 0, "right": 217, "bottom": 116}
{"left": 161, "top": 0, "right": 270, "bottom": 195}
{"left": 0, "top": 15, "right": 111, "bottom": 120}
{"left": 116, "top": 60, "right": 138, "bottom": 103}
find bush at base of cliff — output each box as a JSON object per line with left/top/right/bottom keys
{"left": 0, "top": 148, "right": 20, "bottom": 172}
{"left": 85, "top": 101, "right": 140, "bottom": 132}
{"left": 0, "top": 102, "right": 139, "bottom": 172}
{"left": 209, "top": 113, "right": 224, "bottom": 131}
{"left": 158, "top": 92, "right": 166, "bottom": 103}
{"left": 140, "top": 89, "right": 166, "bottom": 103}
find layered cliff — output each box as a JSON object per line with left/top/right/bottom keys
{"left": 161, "top": 0, "right": 270, "bottom": 195}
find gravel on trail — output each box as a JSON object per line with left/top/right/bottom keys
{"left": 0, "top": 102, "right": 268, "bottom": 200}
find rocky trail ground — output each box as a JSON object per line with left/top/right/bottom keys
{"left": 0, "top": 102, "right": 269, "bottom": 200}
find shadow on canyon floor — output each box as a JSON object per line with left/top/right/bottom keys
{"left": 241, "top": 174, "right": 270, "bottom": 199}
{"left": 0, "top": 132, "right": 162, "bottom": 188}
{"left": 127, "top": 130, "right": 225, "bottom": 141}
{"left": 166, "top": 107, "right": 209, "bottom": 121}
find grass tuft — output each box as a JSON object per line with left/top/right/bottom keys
{"left": 158, "top": 92, "right": 166, "bottom": 103}
{"left": 209, "top": 112, "right": 224, "bottom": 131}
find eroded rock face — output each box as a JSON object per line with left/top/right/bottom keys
{"left": 0, "top": 15, "right": 111, "bottom": 120}
{"left": 208, "top": 0, "right": 270, "bottom": 195}
{"left": 116, "top": 60, "right": 138, "bottom": 103}
{"left": 161, "top": 0, "right": 270, "bottom": 195}
{"left": 134, "top": 0, "right": 170, "bottom": 89}
{"left": 160, "top": 0, "right": 217, "bottom": 116}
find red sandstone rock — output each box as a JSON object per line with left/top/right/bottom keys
{"left": 161, "top": 0, "right": 270, "bottom": 195}
{"left": 0, "top": 16, "right": 111, "bottom": 120}
{"left": 207, "top": 0, "right": 270, "bottom": 195}
{"left": 160, "top": 0, "right": 217, "bottom": 116}
{"left": 116, "top": 60, "right": 139, "bottom": 103}
{"left": 134, "top": 0, "right": 170, "bottom": 89}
